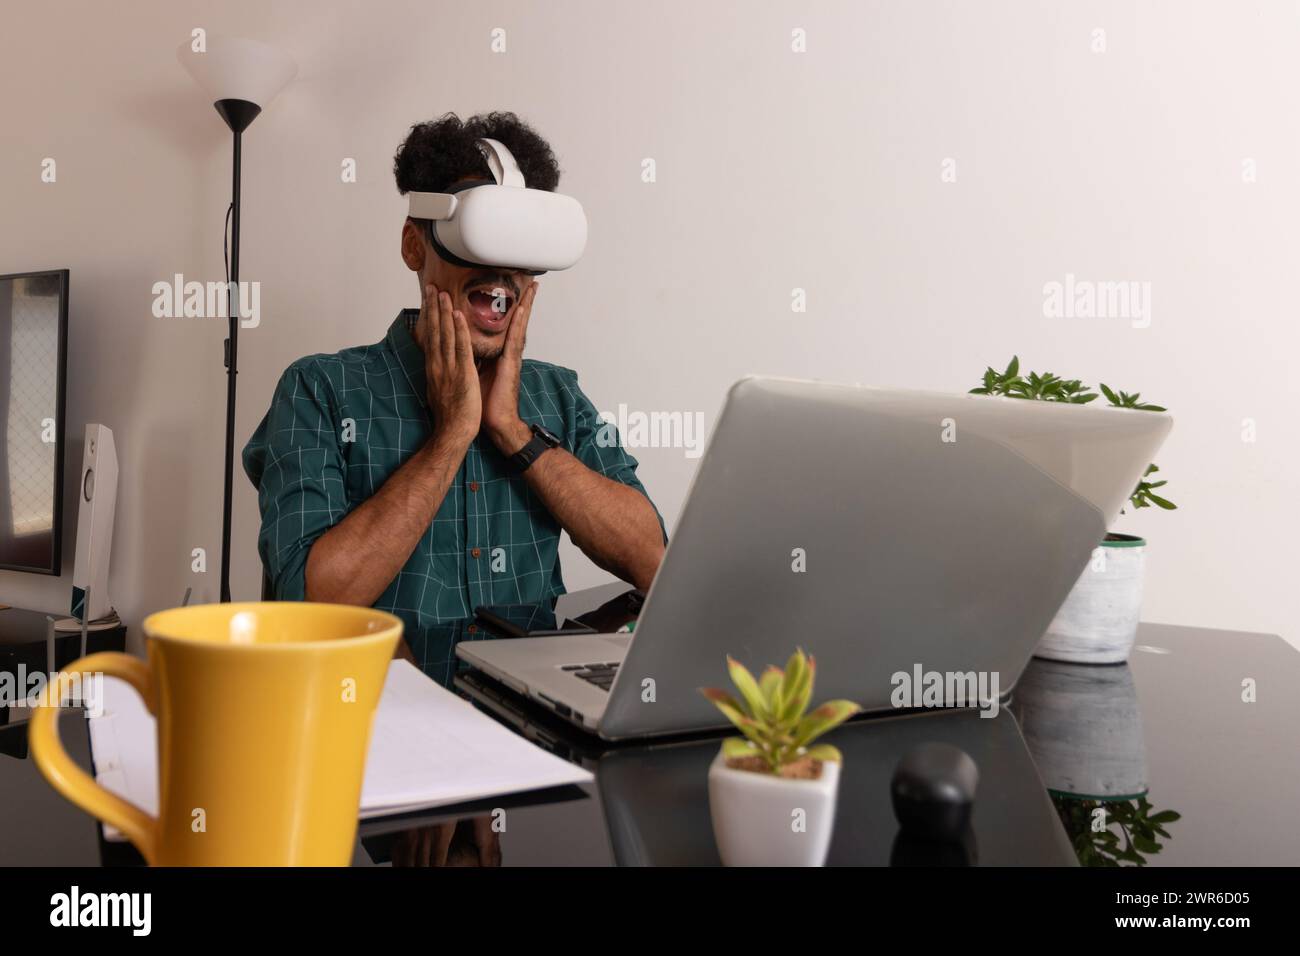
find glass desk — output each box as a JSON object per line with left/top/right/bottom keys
{"left": 1, "top": 586, "right": 1295, "bottom": 867}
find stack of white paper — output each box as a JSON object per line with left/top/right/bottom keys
{"left": 87, "top": 659, "right": 592, "bottom": 838}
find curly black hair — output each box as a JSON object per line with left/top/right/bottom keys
{"left": 393, "top": 111, "right": 561, "bottom": 196}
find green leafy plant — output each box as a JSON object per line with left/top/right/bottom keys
{"left": 700, "top": 650, "right": 860, "bottom": 776}
{"left": 1052, "top": 794, "right": 1181, "bottom": 867}
{"left": 971, "top": 356, "right": 1176, "bottom": 512}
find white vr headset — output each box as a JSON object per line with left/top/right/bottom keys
{"left": 406, "top": 138, "right": 587, "bottom": 275}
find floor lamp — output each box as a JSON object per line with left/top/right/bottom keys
{"left": 178, "top": 36, "right": 296, "bottom": 602}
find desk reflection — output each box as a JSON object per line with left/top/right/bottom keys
{"left": 1011, "top": 658, "right": 1181, "bottom": 866}
{"left": 388, "top": 818, "right": 502, "bottom": 868}
{"left": 399, "top": 671, "right": 1077, "bottom": 867}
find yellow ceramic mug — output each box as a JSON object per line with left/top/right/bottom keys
{"left": 29, "top": 601, "right": 401, "bottom": 866}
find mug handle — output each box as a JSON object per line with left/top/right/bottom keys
{"left": 29, "top": 652, "right": 158, "bottom": 864}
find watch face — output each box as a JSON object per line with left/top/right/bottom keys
{"left": 534, "top": 424, "right": 562, "bottom": 447}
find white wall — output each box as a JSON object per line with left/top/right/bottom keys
{"left": 1, "top": 0, "right": 1295, "bottom": 650}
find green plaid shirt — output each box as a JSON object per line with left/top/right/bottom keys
{"left": 242, "top": 310, "right": 661, "bottom": 685}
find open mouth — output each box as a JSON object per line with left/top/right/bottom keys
{"left": 466, "top": 287, "right": 514, "bottom": 333}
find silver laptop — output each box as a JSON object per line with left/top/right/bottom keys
{"left": 456, "top": 376, "right": 1172, "bottom": 741}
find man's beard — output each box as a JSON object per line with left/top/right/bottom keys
{"left": 472, "top": 338, "right": 506, "bottom": 363}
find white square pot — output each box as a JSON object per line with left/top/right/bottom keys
{"left": 707, "top": 751, "right": 840, "bottom": 866}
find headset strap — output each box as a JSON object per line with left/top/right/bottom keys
{"left": 477, "top": 138, "right": 525, "bottom": 187}
{"left": 406, "top": 138, "right": 525, "bottom": 220}
{"left": 407, "top": 192, "right": 457, "bottom": 220}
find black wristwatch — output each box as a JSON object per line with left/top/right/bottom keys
{"left": 508, "top": 423, "right": 562, "bottom": 472}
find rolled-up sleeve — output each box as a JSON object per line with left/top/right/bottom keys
{"left": 242, "top": 361, "right": 348, "bottom": 600}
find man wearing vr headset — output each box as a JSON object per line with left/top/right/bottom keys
{"left": 244, "top": 112, "right": 666, "bottom": 677}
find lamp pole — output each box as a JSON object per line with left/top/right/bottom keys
{"left": 179, "top": 36, "right": 295, "bottom": 602}
{"left": 219, "top": 127, "right": 241, "bottom": 603}
{"left": 213, "top": 99, "right": 260, "bottom": 603}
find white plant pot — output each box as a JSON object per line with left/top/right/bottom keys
{"left": 1036, "top": 534, "right": 1145, "bottom": 665}
{"left": 707, "top": 750, "right": 840, "bottom": 867}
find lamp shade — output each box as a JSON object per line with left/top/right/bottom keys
{"left": 177, "top": 35, "right": 297, "bottom": 111}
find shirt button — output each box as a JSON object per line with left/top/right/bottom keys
{"left": 471, "top": 547, "right": 481, "bottom": 558}
{"left": 467, "top": 624, "right": 478, "bottom": 635}
{"left": 469, "top": 481, "right": 479, "bottom": 492}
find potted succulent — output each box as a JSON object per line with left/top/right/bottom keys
{"left": 971, "top": 358, "right": 1175, "bottom": 664}
{"left": 701, "top": 650, "right": 860, "bottom": 866}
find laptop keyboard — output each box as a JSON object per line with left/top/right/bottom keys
{"left": 562, "top": 661, "right": 621, "bottom": 691}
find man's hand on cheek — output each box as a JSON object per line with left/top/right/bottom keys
{"left": 417, "top": 283, "right": 481, "bottom": 446}
{"left": 481, "top": 281, "right": 539, "bottom": 456}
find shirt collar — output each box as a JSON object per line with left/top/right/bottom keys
{"left": 386, "top": 309, "right": 427, "bottom": 409}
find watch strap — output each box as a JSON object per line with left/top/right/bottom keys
{"left": 509, "top": 424, "right": 560, "bottom": 472}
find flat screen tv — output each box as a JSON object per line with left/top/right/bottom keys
{"left": 0, "top": 270, "right": 68, "bottom": 574}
